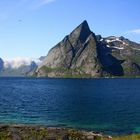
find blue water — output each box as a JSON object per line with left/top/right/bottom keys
{"left": 0, "top": 78, "right": 140, "bottom": 135}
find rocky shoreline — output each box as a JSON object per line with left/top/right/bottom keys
{"left": 0, "top": 124, "right": 112, "bottom": 140}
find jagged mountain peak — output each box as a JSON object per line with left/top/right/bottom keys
{"left": 69, "top": 20, "right": 92, "bottom": 44}
{"left": 34, "top": 21, "right": 140, "bottom": 78}
{"left": 79, "top": 20, "right": 89, "bottom": 30}
{"left": 73, "top": 20, "right": 90, "bottom": 32}
{"left": 35, "top": 20, "right": 100, "bottom": 77}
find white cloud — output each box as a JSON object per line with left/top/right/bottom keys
{"left": 33, "top": 0, "right": 55, "bottom": 9}
{"left": 127, "top": 29, "right": 140, "bottom": 34}
{"left": 41, "top": 0, "right": 55, "bottom": 5}
{"left": 3, "top": 57, "right": 41, "bottom": 69}
{"left": 0, "top": 0, "right": 56, "bottom": 20}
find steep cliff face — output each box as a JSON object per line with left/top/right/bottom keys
{"left": 35, "top": 21, "right": 102, "bottom": 77}
{"left": 35, "top": 21, "right": 140, "bottom": 78}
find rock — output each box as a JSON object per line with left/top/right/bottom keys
{"left": 0, "top": 125, "right": 111, "bottom": 140}
{"left": 11, "top": 133, "right": 21, "bottom": 140}
{"left": 35, "top": 20, "right": 140, "bottom": 78}
{"left": 36, "top": 20, "right": 101, "bottom": 78}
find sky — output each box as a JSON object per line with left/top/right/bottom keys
{"left": 0, "top": 0, "right": 140, "bottom": 60}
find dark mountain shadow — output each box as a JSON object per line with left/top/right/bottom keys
{"left": 97, "top": 42, "right": 124, "bottom": 76}
{"left": 131, "top": 63, "right": 140, "bottom": 75}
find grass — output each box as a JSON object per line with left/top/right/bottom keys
{"left": 112, "top": 134, "right": 140, "bottom": 140}
{"left": 1, "top": 127, "right": 140, "bottom": 140}
{"left": 39, "top": 66, "right": 93, "bottom": 78}
{"left": 0, "top": 131, "right": 11, "bottom": 140}
{"left": 0, "top": 126, "right": 48, "bottom": 140}
{"left": 0, "top": 126, "right": 108, "bottom": 140}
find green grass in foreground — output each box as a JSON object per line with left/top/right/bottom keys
{"left": 112, "top": 134, "right": 140, "bottom": 140}
{"left": 1, "top": 125, "right": 140, "bottom": 140}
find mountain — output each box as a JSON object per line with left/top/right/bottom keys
{"left": 34, "top": 20, "right": 140, "bottom": 78}
{"left": 0, "top": 58, "right": 40, "bottom": 77}
{"left": 0, "top": 58, "right": 4, "bottom": 72}
{"left": 39, "top": 56, "right": 46, "bottom": 61}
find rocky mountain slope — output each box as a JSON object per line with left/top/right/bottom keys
{"left": 34, "top": 20, "right": 140, "bottom": 78}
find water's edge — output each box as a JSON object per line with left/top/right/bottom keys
{"left": 1, "top": 78, "right": 140, "bottom": 135}
{"left": 0, "top": 124, "right": 112, "bottom": 140}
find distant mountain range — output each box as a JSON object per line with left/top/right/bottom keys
{"left": 0, "top": 57, "right": 44, "bottom": 77}
{"left": 1, "top": 20, "right": 140, "bottom": 77}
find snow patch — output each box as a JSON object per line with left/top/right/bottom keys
{"left": 113, "top": 47, "right": 124, "bottom": 50}
{"left": 100, "top": 38, "right": 104, "bottom": 41}
{"left": 105, "top": 37, "right": 129, "bottom": 46}
{"left": 106, "top": 44, "right": 124, "bottom": 50}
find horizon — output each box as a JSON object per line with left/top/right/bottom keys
{"left": 0, "top": 0, "right": 140, "bottom": 59}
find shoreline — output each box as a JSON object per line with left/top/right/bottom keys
{"left": 0, "top": 124, "right": 112, "bottom": 140}
{"left": 1, "top": 124, "right": 140, "bottom": 140}
{"left": 1, "top": 76, "right": 140, "bottom": 79}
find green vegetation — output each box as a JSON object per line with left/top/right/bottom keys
{"left": 0, "top": 131, "right": 10, "bottom": 140}
{"left": 68, "top": 129, "right": 84, "bottom": 140}
{"left": 0, "top": 125, "right": 111, "bottom": 140}
{"left": 23, "top": 128, "right": 47, "bottom": 140}
{"left": 1, "top": 125, "right": 140, "bottom": 140}
{"left": 0, "top": 127, "right": 48, "bottom": 140}
{"left": 35, "top": 65, "right": 140, "bottom": 78}
{"left": 40, "top": 66, "right": 55, "bottom": 73}
{"left": 39, "top": 66, "right": 92, "bottom": 78}
{"left": 112, "top": 134, "right": 140, "bottom": 140}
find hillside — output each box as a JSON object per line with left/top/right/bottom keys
{"left": 34, "top": 20, "right": 140, "bottom": 78}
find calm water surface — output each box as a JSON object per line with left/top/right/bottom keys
{"left": 0, "top": 77, "right": 140, "bottom": 135}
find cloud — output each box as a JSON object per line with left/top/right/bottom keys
{"left": 4, "top": 57, "right": 41, "bottom": 69}
{"left": 0, "top": 0, "right": 56, "bottom": 20}
{"left": 127, "top": 29, "right": 140, "bottom": 34}
{"left": 33, "top": 0, "right": 55, "bottom": 9}
{"left": 41, "top": 0, "right": 55, "bottom": 5}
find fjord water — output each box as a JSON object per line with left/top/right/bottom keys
{"left": 0, "top": 78, "right": 140, "bottom": 135}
